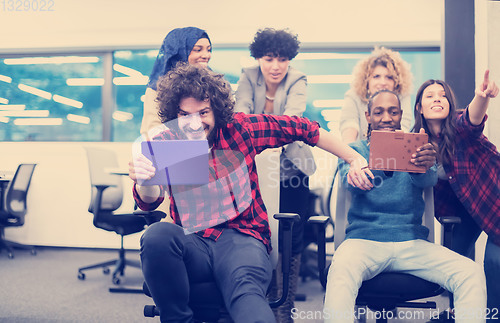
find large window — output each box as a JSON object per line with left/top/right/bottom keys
{"left": 0, "top": 48, "right": 440, "bottom": 142}
{"left": 292, "top": 50, "right": 442, "bottom": 131}
{"left": 0, "top": 55, "right": 104, "bottom": 141}
{"left": 112, "top": 50, "right": 156, "bottom": 142}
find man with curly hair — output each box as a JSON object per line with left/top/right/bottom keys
{"left": 130, "top": 63, "right": 373, "bottom": 323}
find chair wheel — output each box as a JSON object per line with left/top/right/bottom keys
{"left": 103, "top": 267, "right": 110, "bottom": 275}
{"left": 31, "top": 249, "right": 37, "bottom": 255}
{"left": 8, "top": 253, "right": 14, "bottom": 259}
{"left": 144, "top": 305, "right": 158, "bottom": 317}
{"left": 78, "top": 272, "right": 86, "bottom": 280}
{"left": 112, "top": 276, "right": 121, "bottom": 285}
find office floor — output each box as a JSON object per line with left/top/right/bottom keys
{"left": 0, "top": 246, "right": 448, "bottom": 323}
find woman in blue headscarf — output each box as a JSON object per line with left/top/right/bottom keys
{"left": 141, "top": 27, "right": 212, "bottom": 135}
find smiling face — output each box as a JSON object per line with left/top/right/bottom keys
{"left": 367, "top": 65, "right": 396, "bottom": 95}
{"left": 177, "top": 97, "right": 215, "bottom": 141}
{"left": 258, "top": 55, "right": 290, "bottom": 86}
{"left": 188, "top": 38, "right": 212, "bottom": 67}
{"left": 366, "top": 91, "right": 402, "bottom": 132}
{"left": 418, "top": 83, "right": 450, "bottom": 121}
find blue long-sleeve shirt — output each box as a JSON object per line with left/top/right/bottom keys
{"left": 338, "top": 140, "right": 437, "bottom": 242}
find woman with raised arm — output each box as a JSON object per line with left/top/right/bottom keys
{"left": 234, "top": 28, "right": 313, "bottom": 322}
{"left": 141, "top": 27, "right": 212, "bottom": 135}
{"left": 413, "top": 70, "right": 499, "bottom": 319}
{"left": 340, "top": 47, "right": 413, "bottom": 143}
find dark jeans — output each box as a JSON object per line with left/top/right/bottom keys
{"left": 140, "top": 222, "right": 274, "bottom": 323}
{"left": 279, "top": 173, "right": 309, "bottom": 255}
{"left": 484, "top": 237, "right": 500, "bottom": 320}
{"left": 447, "top": 195, "right": 500, "bottom": 318}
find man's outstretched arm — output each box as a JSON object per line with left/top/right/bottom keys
{"left": 316, "top": 128, "right": 374, "bottom": 190}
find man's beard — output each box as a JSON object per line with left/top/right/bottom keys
{"left": 180, "top": 125, "right": 217, "bottom": 147}
{"left": 206, "top": 126, "right": 217, "bottom": 147}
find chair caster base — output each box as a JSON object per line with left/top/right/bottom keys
{"left": 144, "top": 305, "right": 159, "bottom": 317}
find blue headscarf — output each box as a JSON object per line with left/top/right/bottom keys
{"left": 147, "top": 27, "right": 211, "bottom": 90}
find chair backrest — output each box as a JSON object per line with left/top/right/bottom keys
{"left": 334, "top": 173, "right": 435, "bottom": 250}
{"left": 4, "top": 164, "right": 37, "bottom": 223}
{"left": 85, "top": 147, "right": 123, "bottom": 213}
{"left": 319, "top": 167, "right": 338, "bottom": 221}
{"left": 254, "top": 149, "right": 280, "bottom": 268}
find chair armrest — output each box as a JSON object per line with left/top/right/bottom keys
{"left": 90, "top": 184, "right": 111, "bottom": 215}
{"left": 273, "top": 213, "right": 300, "bottom": 268}
{"left": 438, "top": 216, "right": 461, "bottom": 225}
{"left": 308, "top": 215, "right": 330, "bottom": 225}
{"left": 273, "top": 212, "right": 300, "bottom": 222}
{"left": 307, "top": 215, "right": 330, "bottom": 289}
{"left": 274, "top": 213, "right": 300, "bottom": 271}
{"left": 134, "top": 210, "right": 167, "bottom": 225}
{"left": 269, "top": 213, "right": 299, "bottom": 308}
{"left": 438, "top": 216, "right": 461, "bottom": 249}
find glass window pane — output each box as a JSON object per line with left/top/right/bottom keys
{"left": 211, "top": 48, "right": 441, "bottom": 132}
{"left": 112, "top": 50, "right": 156, "bottom": 142}
{"left": 293, "top": 50, "right": 442, "bottom": 131}
{"left": 1, "top": 48, "right": 439, "bottom": 142}
{"left": 0, "top": 55, "right": 103, "bottom": 141}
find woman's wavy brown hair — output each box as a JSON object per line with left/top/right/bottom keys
{"left": 411, "top": 79, "right": 458, "bottom": 166}
{"left": 155, "top": 63, "right": 234, "bottom": 130}
{"left": 351, "top": 47, "right": 413, "bottom": 102}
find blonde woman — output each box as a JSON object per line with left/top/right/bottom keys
{"left": 340, "top": 47, "right": 413, "bottom": 143}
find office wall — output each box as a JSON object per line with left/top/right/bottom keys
{"left": 483, "top": 0, "right": 500, "bottom": 147}
{"left": 1, "top": 142, "right": 141, "bottom": 248}
{"left": 0, "top": 0, "right": 442, "bottom": 52}
{"left": 1, "top": 143, "right": 282, "bottom": 250}
{"left": 2, "top": 0, "right": 497, "bottom": 256}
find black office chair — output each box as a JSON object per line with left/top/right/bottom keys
{"left": 142, "top": 212, "right": 299, "bottom": 322}
{"left": 310, "top": 174, "right": 455, "bottom": 323}
{"left": 0, "top": 163, "right": 37, "bottom": 259}
{"left": 300, "top": 167, "right": 337, "bottom": 282}
{"left": 77, "top": 147, "right": 147, "bottom": 286}
{"left": 142, "top": 149, "right": 298, "bottom": 322}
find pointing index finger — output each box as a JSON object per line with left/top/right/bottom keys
{"left": 484, "top": 69, "right": 490, "bottom": 84}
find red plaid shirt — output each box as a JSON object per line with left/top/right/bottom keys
{"left": 435, "top": 109, "right": 500, "bottom": 245}
{"left": 134, "top": 112, "right": 320, "bottom": 252}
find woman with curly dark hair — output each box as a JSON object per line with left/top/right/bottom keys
{"left": 412, "top": 71, "right": 500, "bottom": 318}
{"left": 234, "top": 28, "right": 313, "bottom": 322}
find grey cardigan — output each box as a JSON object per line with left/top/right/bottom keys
{"left": 234, "top": 65, "right": 316, "bottom": 176}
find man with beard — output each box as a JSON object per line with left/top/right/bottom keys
{"left": 129, "top": 63, "right": 373, "bottom": 323}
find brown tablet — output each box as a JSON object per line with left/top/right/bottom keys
{"left": 369, "top": 130, "right": 428, "bottom": 173}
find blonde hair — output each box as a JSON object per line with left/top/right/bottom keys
{"left": 351, "top": 47, "right": 412, "bottom": 102}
